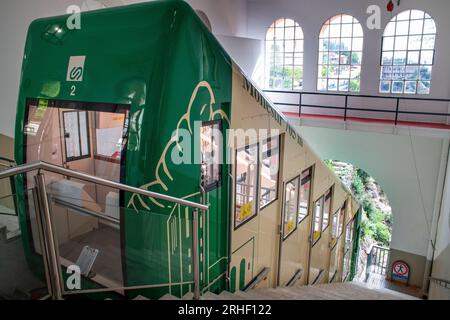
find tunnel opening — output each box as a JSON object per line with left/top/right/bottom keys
{"left": 325, "top": 160, "right": 392, "bottom": 283}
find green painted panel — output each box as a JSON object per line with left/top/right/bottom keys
{"left": 14, "top": 0, "right": 232, "bottom": 299}
{"left": 239, "top": 259, "right": 246, "bottom": 291}
{"left": 230, "top": 267, "right": 236, "bottom": 293}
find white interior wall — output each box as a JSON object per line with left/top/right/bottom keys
{"left": 435, "top": 147, "right": 450, "bottom": 258}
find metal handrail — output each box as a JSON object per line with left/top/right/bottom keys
{"left": 263, "top": 89, "right": 450, "bottom": 126}
{"left": 0, "top": 161, "right": 205, "bottom": 300}
{"left": 429, "top": 276, "right": 450, "bottom": 290}
{"left": 0, "top": 161, "right": 208, "bottom": 211}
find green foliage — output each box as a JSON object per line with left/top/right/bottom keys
{"left": 351, "top": 173, "right": 364, "bottom": 198}
{"left": 327, "top": 160, "right": 392, "bottom": 247}
{"left": 350, "top": 79, "right": 360, "bottom": 92}
{"left": 324, "top": 159, "right": 335, "bottom": 172}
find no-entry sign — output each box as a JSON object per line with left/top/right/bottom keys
{"left": 392, "top": 260, "right": 410, "bottom": 283}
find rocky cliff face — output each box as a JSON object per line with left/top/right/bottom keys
{"left": 328, "top": 160, "right": 391, "bottom": 216}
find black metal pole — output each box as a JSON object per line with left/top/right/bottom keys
{"left": 344, "top": 96, "right": 348, "bottom": 121}
{"left": 299, "top": 93, "right": 302, "bottom": 118}
{"left": 395, "top": 98, "right": 400, "bottom": 125}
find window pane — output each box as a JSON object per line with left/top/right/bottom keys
{"left": 382, "top": 51, "right": 393, "bottom": 65}
{"left": 285, "top": 27, "right": 295, "bottom": 40}
{"left": 201, "top": 122, "right": 221, "bottom": 190}
{"left": 380, "top": 10, "right": 436, "bottom": 94}
{"left": 338, "top": 205, "right": 345, "bottom": 236}
{"left": 312, "top": 197, "right": 323, "bottom": 243}
{"left": 63, "top": 111, "right": 81, "bottom": 159}
{"left": 408, "top": 35, "right": 422, "bottom": 50}
{"left": 235, "top": 145, "right": 258, "bottom": 227}
{"left": 284, "top": 177, "right": 299, "bottom": 238}
{"left": 392, "top": 81, "right": 404, "bottom": 93}
{"left": 405, "top": 81, "right": 417, "bottom": 94}
{"left": 409, "top": 19, "right": 424, "bottom": 35}
{"left": 322, "top": 190, "right": 331, "bottom": 231}
{"left": 331, "top": 212, "right": 339, "bottom": 239}
{"left": 318, "top": 78, "right": 327, "bottom": 91}
{"left": 420, "top": 50, "right": 434, "bottom": 65}
{"left": 397, "top": 10, "right": 411, "bottom": 21}
{"left": 298, "top": 169, "right": 311, "bottom": 223}
{"left": 95, "top": 112, "right": 126, "bottom": 160}
{"left": 394, "top": 36, "right": 408, "bottom": 50}
{"left": 392, "top": 66, "right": 405, "bottom": 80}
{"left": 265, "top": 18, "right": 303, "bottom": 90}
{"left": 422, "top": 35, "right": 436, "bottom": 49}
{"left": 339, "top": 65, "right": 350, "bottom": 78}
{"left": 328, "top": 79, "right": 338, "bottom": 91}
{"left": 352, "top": 38, "right": 363, "bottom": 51}
{"left": 418, "top": 81, "right": 431, "bottom": 94}
{"left": 320, "top": 24, "right": 330, "bottom": 38}
{"left": 339, "top": 79, "right": 349, "bottom": 91}
{"left": 407, "top": 51, "right": 420, "bottom": 64}
{"left": 411, "top": 10, "right": 424, "bottom": 19}
{"left": 260, "top": 137, "right": 279, "bottom": 208}
{"left": 405, "top": 66, "right": 419, "bottom": 80}
{"left": 380, "top": 81, "right": 391, "bottom": 93}
{"left": 318, "top": 14, "right": 362, "bottom": 92}
{"left": 384, "top": 22, "right": 396, "bottom": 36}
{"left": 350, "top": 79, "right": 360, "bottom": 92}
{"left": 383, "top": 37, "right": 394, "bottom": 51}
{"left": 330, "top": 24, "right": 340, "bottom": 37}
{"left": 396, "top": 21, "right": 409, "bottom": 35}
{"left": 393, "top": 51, "right": 407, "bottom": 65}
{"left": 78, "top": 111, "right": 89, "bottom": 156}
{"left": 423, "top": 19, "right": 436, "bottom": 34}
{"left": 341, "top": 24, "right": 352, "bottom": 37}
{"left": 420, "top": 66, "right": 432, "bottom": 80}
{"left": 381, "top": 66, "right": 392, "bottom": 80}
{"left": 351, "top": 52, "right": 362, "bottom": 65}
{"left": 350, "top": 66, "right": 361, "bottom": 79}
{"left": 353, "top": 24, "right": 363, "bottom": 37}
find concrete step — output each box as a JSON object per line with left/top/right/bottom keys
{"left": 219, "top": 291, "right": 242, "bottom": 300}
{"left": 183, "top": 292, "right": 194, "bottom": 300}
{"left": 159, "top": 293, "right": 180, "bottom": 300}
{"left": 202, "top": 292, "right": 225, "bottom": 300}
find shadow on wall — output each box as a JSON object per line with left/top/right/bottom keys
{"left": 0, "top": 134, "right": 14, "bottom": 161}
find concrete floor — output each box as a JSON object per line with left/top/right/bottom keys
{"left": 0, "top": 229, "right": 47, "bottom": 299}
{"left": 58, "top": 224, "right": 123, "bottom": 286}
{"left": 364, "top": 272, "right": 422, "bottom": 298}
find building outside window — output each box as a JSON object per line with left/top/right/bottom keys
{"left": 318, "top": 14, "right": 363, "bottom": 92}
{"left": 265, "top": 18, "right": 304, "bottom": 90}
{"left": 380, "top": 10, "right": 436, "bottom": 94}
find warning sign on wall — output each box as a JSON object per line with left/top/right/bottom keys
{"left": 392, "top": 260, "right": 410, "bottom": 284}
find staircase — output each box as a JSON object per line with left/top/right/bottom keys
{"left": 153, "top": 282, "right": 419, "bottom": 300}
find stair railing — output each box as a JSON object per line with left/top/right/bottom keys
{"left": 0, "top": 161, "right": 207, "bottom": 300}
{"left": 365, "top": 244, "right": 390, "bottom": 279}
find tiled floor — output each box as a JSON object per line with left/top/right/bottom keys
{"left": 364, "top": 272, "right": 422, "bottom": 298}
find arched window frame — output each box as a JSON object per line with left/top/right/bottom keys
{"left": 317, "top": 14, "right": 364, "bottom": 93}
{"left": 265, "top": 18, "right": 304, "bottom": 91}
{"left": 379, "top": 10, "right": 437, "bottom": 95}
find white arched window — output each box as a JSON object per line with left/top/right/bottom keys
{"left": 318, "top": 14, "right": 363, "bottom": 92}
{"left": 380, "top": 10, "right": 436, "bottom": 94}
{"left": 265, "top": 18, "right": 304, "bottom": 90}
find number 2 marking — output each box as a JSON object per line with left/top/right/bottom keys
{"left": 70, "top": 85, "right": 76, "bottom": 96}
